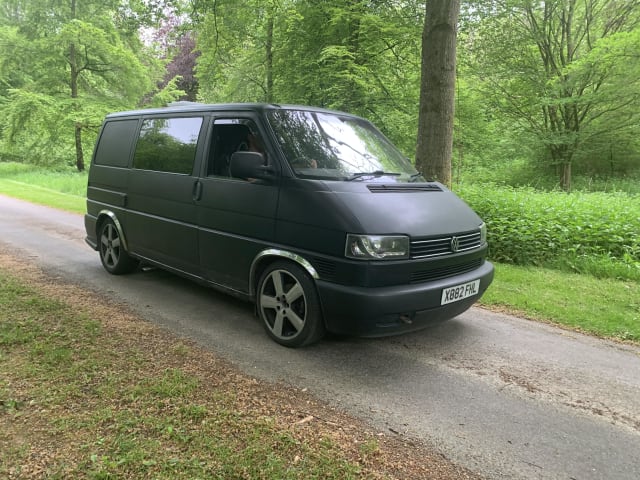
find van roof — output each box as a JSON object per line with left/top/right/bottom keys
{"left": 104, "top": 102, "right": 356, "bottom": 119}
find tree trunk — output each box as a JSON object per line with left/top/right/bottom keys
{"left": 75, "top": 123, "right": 84, "bottom": 172}
{"left": 560, "top": 162, "right": 571, "bottom": 192}
{"left": 265, "top": 13, "right": 274, "bottom": 103}
{"left": 69, "top": 41, "right": 84, "bottom": 172}
{"left": 415, "top": 0, "right": 460, "bottom": 186}
{"left": 69, "top": 0, "right": 84, "bottom": 171}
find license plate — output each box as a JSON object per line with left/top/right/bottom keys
{"left": 441, "top": 279, "right": 481, "bottom": 305}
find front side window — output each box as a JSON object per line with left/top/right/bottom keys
{"left": 267, "top": 109, "right": 421, "bottom": 182}
{"left": 133, "top": 117, "right": 203, "bottom": 174}
{"left": 207, "top": 119, "right": 266, "bottom": 177}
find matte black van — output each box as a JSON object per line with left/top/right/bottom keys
{"left": 85, "top": 103, "right": 493, "bottom": 347}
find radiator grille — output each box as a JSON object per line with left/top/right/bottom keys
{"left": 411, "top": 231, "right": 482, "bottom": 259}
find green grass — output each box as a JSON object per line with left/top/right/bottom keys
{"left": 0, "top": 271, "right": 368, "bottom": 479}
{"left": 0, "top": 161, "right": 86, "bottom": 213}
{"left": 480, "top": 264, "right": 640, "bottom": 342}
{"left": 458, "top": 163, "right": 640, "bottom": 195}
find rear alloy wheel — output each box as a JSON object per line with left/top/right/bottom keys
{"left": 257, "top": 261, "right": 325, "bottom": 347}
{"left": 99, "top": 218, "right": 138, "bottom": 275}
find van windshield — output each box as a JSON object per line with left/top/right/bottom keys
{"left": 267, "top": 109, "right": 422, "bottom": 182}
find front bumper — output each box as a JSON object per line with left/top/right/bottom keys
{"left": 317, "top": 260, "right": 494, "bottom": 336}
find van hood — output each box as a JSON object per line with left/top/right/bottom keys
{"left": 325, "top": 181, "right": 483, "bottom": 236}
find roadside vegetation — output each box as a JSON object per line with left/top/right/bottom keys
{"left": 1, "top": 161, "right": 638, "bottom": 343}
{"left": 0, "top": 162, "right": 86, "bottom": 213}
{"left": 458, "top": 183, "right": 640, "bottom": 282}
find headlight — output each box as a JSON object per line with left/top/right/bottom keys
{"left": 479, "top": 222, "right": 487, "bottom": 244}
{"left": 345, "top": 234, "right": 409, "bottom": 260}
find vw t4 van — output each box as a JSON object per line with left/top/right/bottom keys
{"left": 85, "top": 103, "right": 494, "bottom": 347}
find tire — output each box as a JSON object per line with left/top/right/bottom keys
{"left": 256, "top": 260, "right": 325, "bottom": 347}
{"left": 98, "top": 218, "right": 138, "bottom": 275}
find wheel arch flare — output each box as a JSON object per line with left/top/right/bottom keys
{"left": 96, "top": 210, "right": 129, "bottom": 252}
{"left": 249, "top": 249, "right": 319, "bottom": 299}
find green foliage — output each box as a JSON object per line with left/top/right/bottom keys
{"left": 462, "top": 0, "right": 640, "bottom": 189}
{"left": 458, "top": 183, "right": 640, "bottom": 280}
{"left": 194, "top": 0, "right": 422, "bottom": 156}
{"left": 0, "top": 162, "right": 87, "bottom": 195}
{"left": 461, "top": 158, "right": 640, "bottom": 195}
{"left": 0, "top": 0, "right": 183, "bottom": 169}
{"left": 0, "top": 162, "right": 87, "bottom": 213}
{"left": 2, "top": 0, "right": 638, "bottom": 184}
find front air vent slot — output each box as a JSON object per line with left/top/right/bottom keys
{"left": 367, "top": 184, "right": 443, "bottom": 193}
{"left": 311, "top": 258, "right": 337, "bottom": 281}
{"left": 410, "top": 259, "right": 483, "bottom": 283}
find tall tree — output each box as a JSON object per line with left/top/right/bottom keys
{"left": 0, "top": 0, "right": 177, "bottom": 170}
{"left": 194, "top": 0, "right": 281, "bottom": 103}
{"left": 153, "top": 12, "right": 200, "bottom": 102}
{"left": 194, "top": 0, "right": 422, "bottom": 154}
{"left": 466, "top": 0, "right": 640, "bottom": 190}
{"left": 415, "top": 0, "right": 460, "bottom": 186}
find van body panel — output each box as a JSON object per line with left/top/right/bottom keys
{"left": 273, "top": 179, "right": 483, "bottom": 255}
{"left": 87, "top": 186, "right": 127, "bottom": 208}
{"left": 319, "top": 182, "right": 482, "bottom": 237}
{"left": 85, "top": 164, "right": 130, "bottom": 248}
{"left": 125, "top": 169, "right": 200, "bottom": 272}
{"left": 87, "top": 165, "right": 129, "bottom": 193}
{"left": 274, "top": 181, "right": 359, "bottom": 257}
{"left": 196, "top": 177, "right": 279, "bottom": 290}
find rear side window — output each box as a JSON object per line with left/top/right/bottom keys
{"left": 94, "top": 119, "right": 139, "bottom": 167}
{"left": 133, "top": 117, "right": 203, "bottom": 174}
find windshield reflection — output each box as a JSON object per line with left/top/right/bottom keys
{"left": 267, "top": 109, "right": 420, "bottom": 182}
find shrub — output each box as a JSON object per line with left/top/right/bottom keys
{"left": 457, "top": 184, "right": 640, "bottom": 280}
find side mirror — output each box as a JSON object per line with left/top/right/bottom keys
{"left": 229, "top": 151, "right": 274, "bottom": 181}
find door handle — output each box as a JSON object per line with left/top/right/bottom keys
{"left": 193, "top": 180, "right": 203, "bottom": 202}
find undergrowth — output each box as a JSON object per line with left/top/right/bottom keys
{"left": 457, "top": 184, "right": 640, "bottom": 281}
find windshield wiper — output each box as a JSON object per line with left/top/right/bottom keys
{"left": 345, "top": 170, "right": 401, "bottom": 181}
{"left": 409, "top": 172, "right": 425, "bottom": 182}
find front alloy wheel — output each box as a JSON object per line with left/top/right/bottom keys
{"left": 257, "top": 261, "right": 325, "bottom": 347}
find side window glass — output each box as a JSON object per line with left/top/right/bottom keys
{"left": 207, "top": 119, "right": 266, "bottom": 177}
{"left": 133, "top": 117, "right": 203, "bottom": 174}
{"left": 94, "top": 119, "right": 139, "bottom": 167}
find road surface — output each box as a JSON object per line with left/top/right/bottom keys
{"left": 1, "top": 194, "right": 639, "bottom": 479}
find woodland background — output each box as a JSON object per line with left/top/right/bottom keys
{"left": 0, "top": 0, "right": 638, "bottom": 278}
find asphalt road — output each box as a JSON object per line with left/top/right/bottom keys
{"left": 1, "top": 194, "right": 639, "bottom": 479}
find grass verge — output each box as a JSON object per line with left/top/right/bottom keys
{"left": 0, "top": 162, "right": 86, "bottom": 214}
{"left": 1, "top": 259, "right": 472, "bottom": 479}
{"left": 480, "top": 263, "right": 640, "bottom": 342}
{"left": 0, "top": 179, "right": 85, "bottom": 213}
